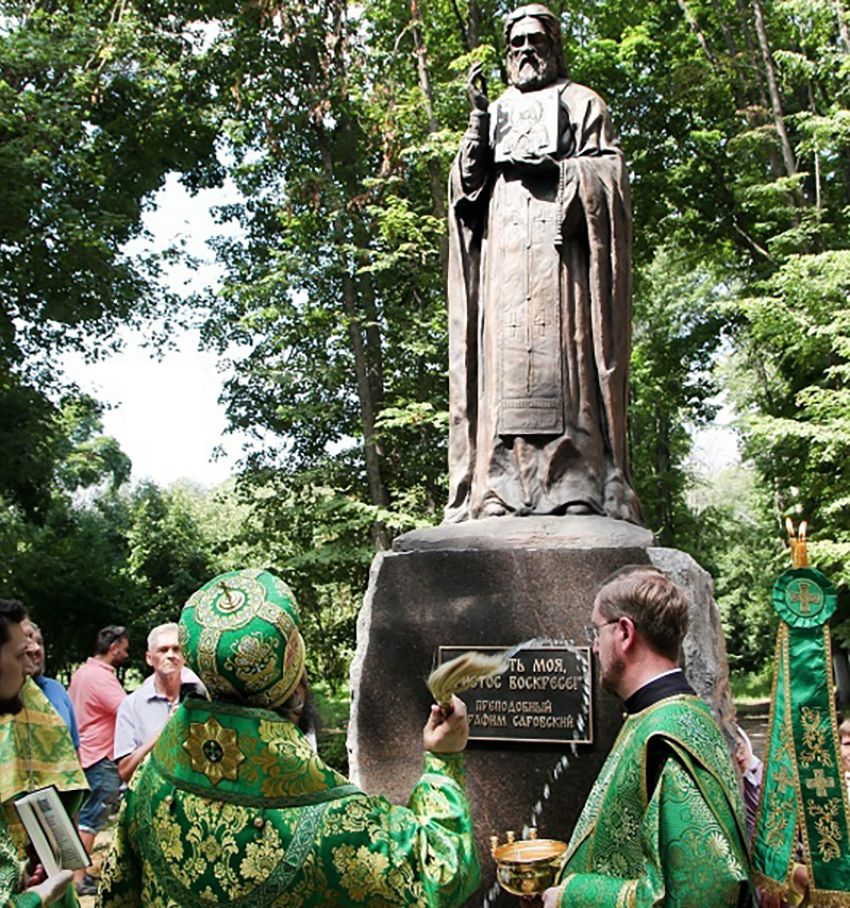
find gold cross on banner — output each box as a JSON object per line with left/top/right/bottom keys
{"left": 772, "top": 765, "right": 795, "bottom": 795}
{"left": 805, "top": 768, "right": 836, "bottom": 798}
{"left": 790, "top": 581, "right": 820, "bottom": 615}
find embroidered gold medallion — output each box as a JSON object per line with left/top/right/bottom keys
{"left": 183, "top": 716, "right": 246, "bottom": 786}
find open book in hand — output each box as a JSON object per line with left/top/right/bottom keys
{"left": 14, "top": 786, "right": 89, "bottom": 876}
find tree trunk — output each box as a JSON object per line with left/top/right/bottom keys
{"left": 677, "top": 0, "right": 718, "bottom": 67}
{"left": 708, "top": 0, "right": 753, "bottom": 114}
{"left": 751, "top": 0, "right": 798, "bottom": 180}
{"left": 467, "top": 0, "right": 480, "bottom": 48}
{"left": 832, "top": 0, "right": 850, "bottom": 54}
{"left": 735, "top": 0, "right": 786, "bottom": 183}
{"left": 410, "top": 0, "right": 448, "bottom": 279}
{"left": 319, "top": 2, "right": 392, "bottom": 551}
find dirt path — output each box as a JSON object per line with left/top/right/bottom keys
{"left": 77, "top": 825, "right": 113, "bottom": 908}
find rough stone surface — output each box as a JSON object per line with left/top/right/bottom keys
{"left": 648, "top": 547, "right": 736, "bottom": 735}
{"left": 348, "top": 530, "right": 733, "bottom": 908}
{"left": 394, "top": 515, "right": 655, "bottom": 552}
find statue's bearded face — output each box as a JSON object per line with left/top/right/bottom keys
{"left": 507, "top": 17, "right": 558, "bottom": 91}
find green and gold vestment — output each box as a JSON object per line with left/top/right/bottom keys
{"left": 97, "top": 698, "right": 480, "bottom": 908}
{"left": 0, "top": 808, "right": 40, "bottom": 908}
{"left": 0, "top": 678, "right": 89, "bottom": 908}
{"left": 556, "top": 694, "right": 754, "bottom": 908}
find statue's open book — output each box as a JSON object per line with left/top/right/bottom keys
{"left": 14, "top": 786, "right": 89, "bottom": 875}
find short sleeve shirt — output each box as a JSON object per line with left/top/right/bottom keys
{"left": 68, "top": 658, "right": 126, "bottom": 769}
{"left": 114, "top": 668, "right": 203, "bottom": 762}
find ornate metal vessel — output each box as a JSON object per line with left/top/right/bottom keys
{"left": 491, "top": 829, "right": 567, "bottom": 896}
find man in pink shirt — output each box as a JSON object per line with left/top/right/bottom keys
{"left": 67, "top": 625, "right": 128, "bottom": 896}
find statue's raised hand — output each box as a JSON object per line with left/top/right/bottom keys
{"left": 467, "top": 62, "right": 489, "bottom": 112}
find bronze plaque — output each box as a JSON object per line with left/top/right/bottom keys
{"left": 437, "top": 645, "right": 592, "bottom": 744}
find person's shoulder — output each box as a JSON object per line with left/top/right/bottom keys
{"left": 68, "top": 658, "right": 96, "bottom": 686}
{"left": 180, "top": 667, "right": 202, "bottom": 685}
{"left": 120, "top": 681, "right": 149, "bottom": 710}
{"left": 632, "top": 694, "right": 714, "bottom": 739}
{"left": 642, "top": 696, "right": 735, "bottom": 772}
{"left": 38, "top": 676, "right": 69, "bottom": 698}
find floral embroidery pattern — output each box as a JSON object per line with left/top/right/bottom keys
{"left": 223, "top": 633, "right": 280, "bottom": 694}
{"left": 560, "top": 699, "right": 750, "bottom": 908}
{"left": 800, "top": 707, "right": 833, "bottom": 768}
{"left": 807, "top": 798, "right": 843, "bottom": 862}
{"left": 97, "top": 706, "right": 479, "bottom": 908}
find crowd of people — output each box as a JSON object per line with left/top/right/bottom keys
{"left": 0, "top": 564, "right": 845, "bottom": 908}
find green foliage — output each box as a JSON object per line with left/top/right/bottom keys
{"left": 730, "top": 661, "right": 775, "bottom": 704}
{"left": 689, "top": 466, "right": 786, "bottom": 674}
{"left": 0, "top": 394, "right": 139, "bottom": 673}
{"left": 228, "top": 468, "right": 378, "bottom": 691}
{"left": 629, "top": 247, "right": 726, "bottom": 545}
{"left": 0, "top": 0, "right": 224, "bottom": 550}
{"left": 125, "top": 482, "right": 218, "bottom": 628}
{"left": 724, "top": 251, "right": 850, "bottom": 644}
{"left": 312, "top": 679, "right": 351, "bottom": 774}
{"left": 0, "top": 0, "right": 223, "bottom": 371}
{"left": 0, "top": 369, "right": 65, "bottom": 519}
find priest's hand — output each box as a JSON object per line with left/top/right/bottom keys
{"left": 424, "top": 695, "right": 469, "bottom": 753}
{"left": 29, "top": 869, "right": 73, "bottom": 906}
{"left": 541, "top": 886, "right": 560, "bottom": 908}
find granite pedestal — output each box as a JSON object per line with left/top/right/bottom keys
{"left": 348, "top": 517, "right": 734, "bottom": 908}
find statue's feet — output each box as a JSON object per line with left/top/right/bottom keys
{"left": 604, "top": 469, "right": 641, "bottom": 523}
{"left": 563, "top": 502, "right": 595, "bottom": 516}
{"left": 479, "top": 499, "right": 509, "bottom": 518}
{"left": 443, "top": 502, "right": 471, "bottom": 524}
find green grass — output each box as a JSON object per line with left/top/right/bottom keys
{"left": 730, "top": 662, "right": 774, "bottom": 704}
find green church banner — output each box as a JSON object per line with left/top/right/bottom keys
{"left": 752, "top": 558, "right": 850, "bottom": 907}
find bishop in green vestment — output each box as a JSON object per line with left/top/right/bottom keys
{"left": 97, "top": 569, "right": 480, "bottom": 908}
{"left": 543, "top": 567, "right": 755, "bottom": 908}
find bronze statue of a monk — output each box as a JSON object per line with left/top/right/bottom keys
{"left": 446, "top": 4, "right": 640, "bottom": 524}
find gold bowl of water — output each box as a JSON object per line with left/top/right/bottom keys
{"left": 491, "top": 830, "right": 567, "bottom": 896}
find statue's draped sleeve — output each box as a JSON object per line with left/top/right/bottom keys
{"left": 562, "top": 86, "right": 633, "bottom": 500}
{"left": 446, "top": 109, "right": 491, "bottom": 517}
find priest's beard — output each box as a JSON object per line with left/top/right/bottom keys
{"left": 508, "top": 49, "right": 558, "bottom": 92}
{"left": 600, "top": 656, "right": 626, "bottom": 697}
{"left": 0, "top": 695, "right": 24, "bottom": 716}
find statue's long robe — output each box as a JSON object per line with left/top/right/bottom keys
{"left": 447, "top": 78, "right": 638, "bottom": 522}
{"left": 556, "top": 694, "right": 755, "bottom": 907}
{"left": 96, "top": 699, "right": 480, "bottom": 908}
